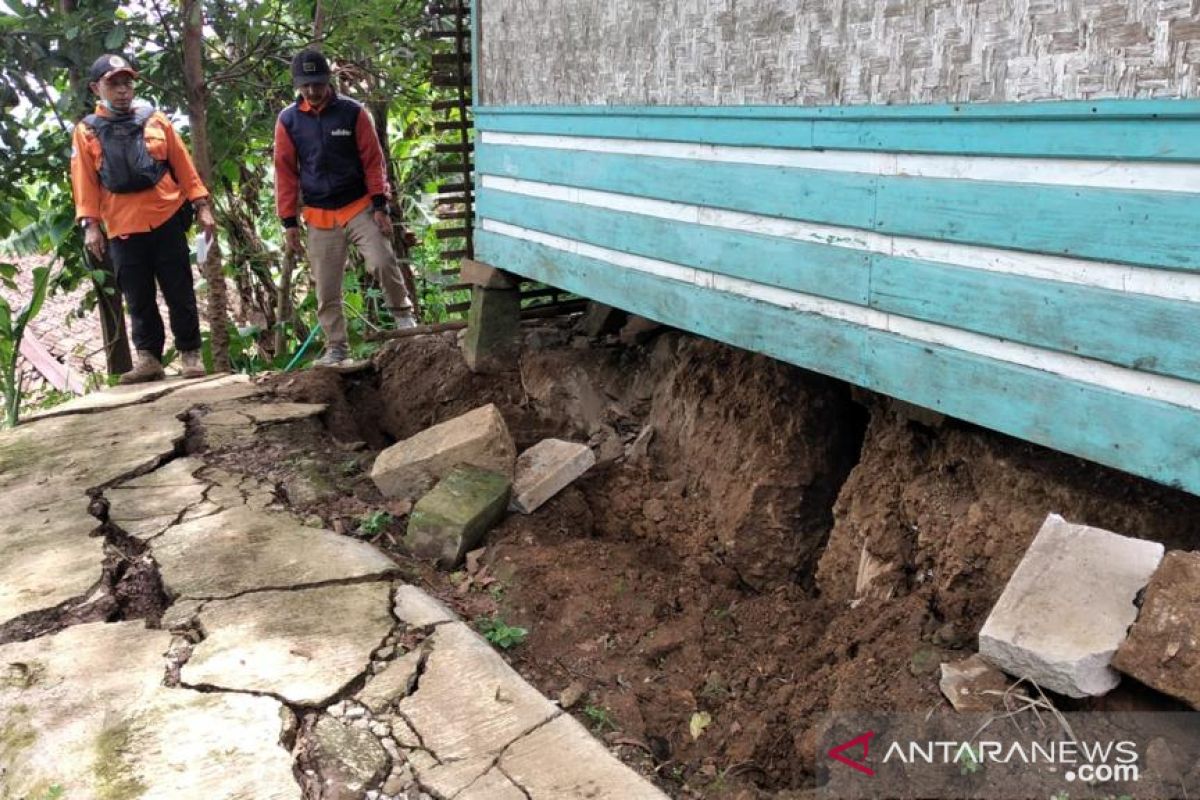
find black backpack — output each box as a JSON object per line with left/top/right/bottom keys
{"left": 82, "top": 106, "right": 169, "bottom": 194}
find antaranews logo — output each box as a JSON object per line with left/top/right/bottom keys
{"left": 827, "top": 731, "right": 876, "bottom": 777}
{"left": 818, "top": 712, "right": 1196, "bottom": 800}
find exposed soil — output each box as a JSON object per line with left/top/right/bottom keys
{"left": 0, "top": 518, "right": 171, "bottom": 646}
{"left": 226, "top": 320, "right": 1200, "bottom": 799}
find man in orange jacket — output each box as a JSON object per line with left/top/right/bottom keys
{"left": 274, "top": 49, "right": 417, "bottom": 368}
{"left": 70, "top": 54, "right": 216, "bottom": 384}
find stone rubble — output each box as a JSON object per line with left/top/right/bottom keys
{"left": 371, "top": 403, "right": 517, "bottom": 501}
{"left": 1113, "top": 550, "right": 1200, "bottom": 709}
{"left": 510, "top": 438, "right": 596, "bottom": 514}
{"left": 979, "top": 513, "right": 1164, "bottom": 697}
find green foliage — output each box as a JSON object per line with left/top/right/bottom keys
{"left": 1, "top": 0, "right": 452, "bottom": 410}
{"left": 956, "top": 743, "right": 982, "bottom": 776}
{"left": 583, "top": 705, "right": 618, "bottom": 733}
{"left": 476, "top": 616, "right": 529, "bottom": 650}
{"left": 357, "top": 510, "right": 392, "bottom": 535}
{"left": 0, "top": 265, "right": 51, "bottom": 427}
{"left": 38, "top": 785, "right": 65, "bottom": 800}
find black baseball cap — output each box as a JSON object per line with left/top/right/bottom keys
{"left": 89, "top": 54, "right": 138, "bottom": 83}
{"left": 291, "top": 49, "right": 331, "bottom": 85}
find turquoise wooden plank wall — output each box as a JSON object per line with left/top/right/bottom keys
{"left": 471, "top": 102, "right": 1200, "bottom": 495}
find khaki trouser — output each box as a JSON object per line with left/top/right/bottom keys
{"left": 307, "top": 207, "right": 414, "bottom": 349}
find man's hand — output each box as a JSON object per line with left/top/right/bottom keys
{"left": 197, "top": 204, "right": 217, "bottom": 243}
{"left": 373, "top": 209, "right": 391, "bottom": 237}
{"left": 84, "top": 223, "right": 106, "bottom": 260}
{"left": 284, "top": 226, "right": 304, "bottom": 254}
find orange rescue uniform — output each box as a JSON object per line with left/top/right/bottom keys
{"left": 70, "top": 105, "right": 210, "bottom": 238}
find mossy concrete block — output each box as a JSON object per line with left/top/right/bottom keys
{"left": 406, "top": 465, "right": 512, "bottom": 568}
{"left": 463, "top": 287, "right": 521, "bottom": 374}
{"left": 371, "top": 403, "right": 516, "bottom": 501}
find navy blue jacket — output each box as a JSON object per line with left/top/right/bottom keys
{"left": 275, "top": 93, "right": 390, "bottom": 225}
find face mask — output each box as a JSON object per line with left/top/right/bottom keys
{"left": 101, "top": 96, "right": 135, "bottom": 114}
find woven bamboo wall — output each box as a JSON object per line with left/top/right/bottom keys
{"left": 479, "top": 0, "right": 1200, "bottom": 106}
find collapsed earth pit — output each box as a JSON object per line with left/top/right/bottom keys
{"left": 243, "top": 321, "right": 1200, "bottom": 798}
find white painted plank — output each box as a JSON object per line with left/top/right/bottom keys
{"left": 481, "top": 175, "right": 1200, "bottom": 303}
{"left": 481, "top": 219, "right": 1200, "bottom": 413}
{"left": 481, "top": 131, "right": 1200, "bottom": 194}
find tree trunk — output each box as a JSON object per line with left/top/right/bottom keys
{"left": 91, "top": 254, "right": 133, "bottom": 375}
{"left": 181, "top": 0, "right": 231, "bottom": 371}
{"left": 312, "top": 0, "right": 325, "bottom": 41}
{"left": 274, "top": 249, "right": 295, "bottom": 358}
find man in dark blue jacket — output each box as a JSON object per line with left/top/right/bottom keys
{"left": 274, "top": 49, "right": 416, "bottom": 368}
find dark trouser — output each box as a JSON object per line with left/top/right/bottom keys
{"left": 109, "top": 203, "right": 201, "bottom": 359}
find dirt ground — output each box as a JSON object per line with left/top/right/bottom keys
{"left": 200, "top": 319, "right": 1200, "bottom": 799}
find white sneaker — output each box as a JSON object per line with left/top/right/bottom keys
{"left": 393, "top": 309, "right": 418, "bottom": 330}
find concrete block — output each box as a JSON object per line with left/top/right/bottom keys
{"left": 979, "top": 513, "right": 1164, "bottom": 697}
{"left": 1113, "top": 551, "right": 1200, "bottom": 709}
{"left": 939, "top": 654, "right": 1009, "bottom": 712}
{"left": 464, "top": 287, "right": 520, "bottom": 374}
{"left": 510, "top": 438, "right": 596, "bottom": 514}
{"left": 578, "top": 301, "right": 627, "bottom": 338}
{"left": 405, "top": 465, "right": 512, "bottom": 568}
{"left": 460, "top": 258, "right": 518, "bottom": 289}
{"left": 618, "top": 315, "right": 663, "bottom": 346}
{"left": 371, "top": 404, "right": 516, "bottom": 501}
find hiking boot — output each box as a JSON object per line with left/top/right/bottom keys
{"left": 392, "top": 308, "right": 418, "bottom": 330}
{"left": 312, "top": 346, "right": 349, "bottom": 368}
{"left": 180, "top": 350, "right": 206, "bottom": 379}
{"left": 119, "top": 350, "right": 165, "bottom": 385}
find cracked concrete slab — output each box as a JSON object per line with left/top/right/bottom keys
{"left": 0, "top": 507, "right": 105, "bottom": 625}
{"left": 22, "top": 374, "right": 230, "bottom": 421}
{"left": 0, "top": 378, "right": 275, "bottom": 627}
{"left": 182, "top": 582, "right": 394, "bottom": 705}
{"left": 0, "top": 401, "right": 182, "bottom": 492}
{"left": 203, "top": 408, "right": 256, "bottom": 427}
{"left": 500, "top": 713, "right": 669, "bottom": 799}
{"left": 396, "top": 621, "right": 559, "bottom": 762}
{"left": 107, "top": 480, "right": 208, "bottom": 525}
{"left": 458, "top": 767, "right": 529, "bottom": 800}
{"left": 393, "top": 584, "right": 457, "bottom": 628}
{"left": 151, "top": 505, "right": 397, "bottom": 599}
{"left": 242, "top": 401, "right": 328, "bottom": 424}
{"left": 114, "top": 455, "right": 206, "bottom": 488}
{"left": 357, "top": 648, "right": 424, "bottom": 713}
{"left": 417, "top": 753, "right": 499, "bottom": 797}
{"left": 0, "top": 620, "right": 298, "bottom": 799}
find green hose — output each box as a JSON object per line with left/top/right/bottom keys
{"left": 283, "top": 324, "right": 321, "bottom": 372}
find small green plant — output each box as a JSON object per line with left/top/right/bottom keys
{"left": 339, "top": 457, "right": 360, "bottom": 477}
{"left": 956, "top": 743, "right": 982, "bottom": 775}
{"left": 358, "top": 510, "right": 393, "bottom": 536}
{"left": 583, "top": 704, "right": 618, "bottom": 733}
{"left": 1049, "top": 793, "right": 1069, "bottom": 800}
{"left": 38, "top": 786, "right": 64, "bottom": 800}
{"left": 476, "top": 616, "right": 528, "bottom": 649}
{"left": 487, "top": 582, "right": 506, "bottom": 603}
{"left": 0, "top": 263, "right": 50, "bottom": 427}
